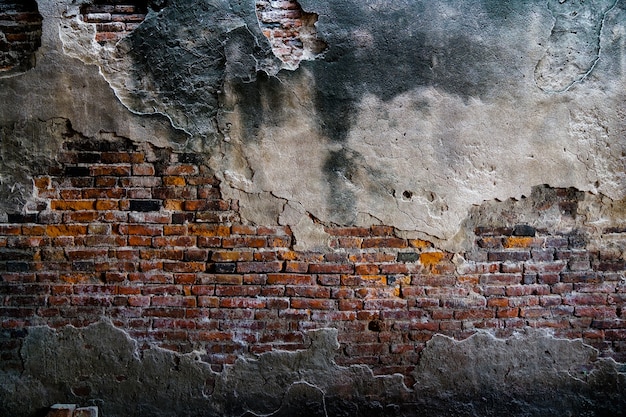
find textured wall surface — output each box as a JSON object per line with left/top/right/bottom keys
{"left": 1, "top": 0, "right": 625, "bottom": 416}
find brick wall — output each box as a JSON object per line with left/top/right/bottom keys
{"left": 80, "top": 1, "right": 149, "bottom": 45}
{"left": 256, "top": 0, "right": 326, "bottom": 68}
{"left": 1, "top": 135, "right": 625, "bottom": 385}
{"left": 0, "top": 0, "right": 42, "bottom": 76}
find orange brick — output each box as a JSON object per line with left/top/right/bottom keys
{"left": 419, "top": 251, "right": 446, "bottom": 267}
{"left": 409, "top": 239, "right": 432, "bottom": 248}
{"left": 211, "top": 251, "right": 253, "bottom": 262}
{"left": 91, "top": 164, "right": 131, "bottom": 176}
{"left": 231, "top": 224, "right": 257, "bottom": 235}
{"left": 60, "top": 273, "right": 93, "bottom": 284}
{"left": 279, "top": 251, "right": 298, "bottom": 261}
{"left": 95, "top": 199, "right": 119, "bottom": 210}
{"left": 164, "top": 199, "right": 184, "bottom": 211}
{"left": 128, "top": 236, "right": 151, "bottom": 246}
{"left": 487, "top": 297, "right": 509, "bottom": 308}
{"left": 370, "top": 225, "right": 394, "bottom": 236}
{"left": 504, "top": 237, "right": 536, "bottom": 248}
{"left": 164, "top": 225, "right": 187, "bottom": 235}
{"left": 189, "top": 224, "right": 230, "bottom": 237}
{"left": 34, "top": 177, "right": 50, "bottom": 190}
{"left": 46, "top": 225, "right": 88, "bottom": 237}
{"left": 51, "top": 200, "right": 96, "bottom": 211}
{"left": 163, "top": 176, "right": 186, "bottom": 186}
{"left": 358, "top": 275, "right": 387, "bottom": 286}
{"left": 355, "top": 264, "right": 380, "bottom": 275}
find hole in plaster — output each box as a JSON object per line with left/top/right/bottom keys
{"left": 255, "top": 0, "right": 327, "bottom": 70}
{"left": 80, "top": 0, "right": 166, "bottom": 45}
{"left": 402, "top": 190, "right": 413, "bottom": 200}
{"left": 0, "top": 0, "right": 42, "bottom": 77}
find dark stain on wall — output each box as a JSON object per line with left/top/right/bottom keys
{"left": 304, "top": 0, "right": 513, "bottom": 142}
{"left": 124, "top": 0, "right": 245, "bottom": 138}
{"left": 230, "top": 71, "right": 291, "bottom": 142}
{"left": 298, "top": 0, "right": 519, "bottom": 220}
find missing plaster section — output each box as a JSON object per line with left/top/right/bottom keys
{"left": 255, "top": 0, "right": 327, "bottom": 70}
{"left": 80, "top": 1, "right": 166, "bottom": 45}
{"left": 0, "top": 0, "right": 42, "bottom": 77}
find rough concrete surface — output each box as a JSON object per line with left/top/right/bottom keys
{"left": 0, "top": 321, "right": 624, "bottom": 417}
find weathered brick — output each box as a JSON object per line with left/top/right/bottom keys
{"left": 487, "top": 251, "right": 530, "bottom": 262}
{"left": 132, "top": 163, "right": 155, "bottom": 176}
{"left": 308, "top": 263, "right": 353, "bottom": 274}
{"left": 51, "top": 200, "right": 95, "bottom": 211}
{"left": 189, "top": 224, "right": 230, "bottom": 237}
{"left": 474, "top": 226, "right": 514, "bottom": 236}
{"left": 519, "top": 307, "right": 551, "bottom": 318}
{"left": 219, "top": 298, "right": 266, "bottom": 309}
{"left": 290, "top": 298, "right": 336, "bottom": 310}
{"left": 575, "top": 306, "right": 617, "bottom": 319}
{"left": 222, "top": 236, "right": 266, "bottom": 248}
{"left": 362, "top": 237, "right": 407, "bottom": 249}
{"left": 503, "top": 236, "right": 540, "bottom": 248}
{"left": 480, "top": 273, "right": 521, "bottom": 285}
{"left": 122, "top": 225, "right": 163, "bottom": 236}
{"left": 560, "top": 272, "right": 600, "bottom": 283}
{"left": 285, "top": 285, "right": 330, "bottom": 298}
{"left": 46, "top": 225, "right": 88, "bottom": 237}
{"left": 164, "top": 164, "right": 199, "bottom": 176}
{"left": 564, "top": 293, "right": 607, "bottom": 306}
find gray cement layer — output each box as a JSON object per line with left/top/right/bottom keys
{"left": 0, "top": 321, "right": 624, "bottom": 417}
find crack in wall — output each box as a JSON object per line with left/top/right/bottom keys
{"left": 534, "top": 0, "right": 619, "bottom": 92}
